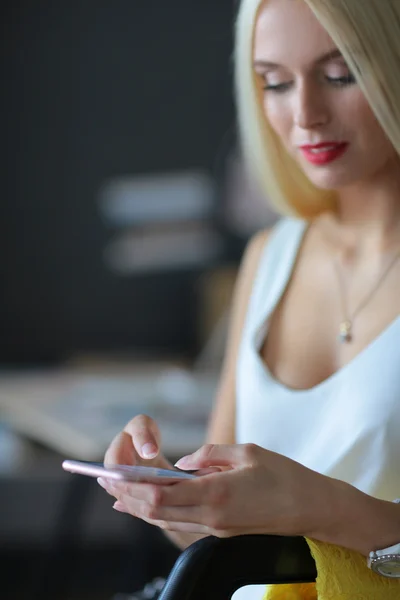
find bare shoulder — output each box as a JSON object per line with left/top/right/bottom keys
{"left": 230, "top": 226, "right": 273, "bottom": 343}
{"left": 205, "top": 226, "right": 273, "bottom": 445}
{"left": 233, "top": 229, "right": 271, "bottom": 308}
{"left": 242, "top": 228, "right": 272, "bottom": 266}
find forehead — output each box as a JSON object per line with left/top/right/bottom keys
{"left": 254, "top": 0, "right": 337, "bottom": 66}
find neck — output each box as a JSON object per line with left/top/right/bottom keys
{"left": 333, "top": 172, "right": 400, "bottom": 257}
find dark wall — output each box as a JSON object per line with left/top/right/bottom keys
{"left": 1, "top": 1, "right": 236, "bottom": 363}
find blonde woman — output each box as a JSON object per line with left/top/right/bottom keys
{"left": 101, "top": 1, "right": 400, "bottom": 597}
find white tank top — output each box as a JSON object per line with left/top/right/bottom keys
{"left": 236, "top": 217, "right": 400, "bottom": 501}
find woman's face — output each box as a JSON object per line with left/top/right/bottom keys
{"left": 253, "top": 0, "right": 397, "bottom": 190}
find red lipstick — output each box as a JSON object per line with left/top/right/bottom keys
{"left": 299, "top": 142, "right": 349, "bottom": 165}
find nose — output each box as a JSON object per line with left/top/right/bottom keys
{"left": 292, "top": 80, "right": 329, "bottom": 129}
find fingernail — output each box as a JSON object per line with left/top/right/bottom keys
{"left": 113, "top": 501, "right": 129, "bottom": 514}
{"left": 142, "top": 443, "right": 158, "bottom": 459}
{"left": 97, "top": 477, "right": 109, "bottom": 489}
{"left": 174, "top": 455, "right": 190, "bottom": 468}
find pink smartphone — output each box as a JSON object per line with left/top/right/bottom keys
{"left": 62, "top": 459, "right": 197, "bottom": 484}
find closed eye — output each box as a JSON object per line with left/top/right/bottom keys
{"left": 263, "top": 74, "right": 356, "bottom": 93}
{"left": 325, "top": 74, "right": 356, "bottom": 87}
{"left": 263, "top": 82, "right": 292, "bottom": 93}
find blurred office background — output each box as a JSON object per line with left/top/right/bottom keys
{"left": 1, "top": 1, "right": 278, "bottom": 599}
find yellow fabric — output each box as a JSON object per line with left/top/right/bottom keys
{"left": 263, "top": 538, "right": 400, "bottom": 600}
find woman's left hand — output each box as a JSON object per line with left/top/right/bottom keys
{"left": 101, "top": 443, "right": 342, "bottom": 538}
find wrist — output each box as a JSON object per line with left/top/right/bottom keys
{"left": 309, "top": 478, "right": 400, "bottom": 556}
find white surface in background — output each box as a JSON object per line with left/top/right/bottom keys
{"left": 104, "top": 224, "right": 223, "bottom": 274}
{"left": 232, "top": 585, "right": 266, "bottom": 600}
{"left": 0, "top": 367, "right": 218, "bottom": 460}
{"left": 99, "top": 170, "right": 214, "bottom": 226}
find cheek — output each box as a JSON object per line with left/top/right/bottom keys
{"left": 346, "top": 94, "right": 396, "bottom": 158}
{"left": 337, "top": 90, "right": 377, "bottom": 137}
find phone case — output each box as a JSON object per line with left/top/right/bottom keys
{"left": 62, "top": 459, "right": 197, "bottom": 483}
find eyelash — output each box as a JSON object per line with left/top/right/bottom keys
{"left": 263, "top": 74, "right": 356, "bottom": 93}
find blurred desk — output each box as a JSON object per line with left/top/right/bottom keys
{"left": 0, "top": 359, "right": 218, "bottom": 599}
{"left": 0, "top": 359, "right": 218, "bottom": 462}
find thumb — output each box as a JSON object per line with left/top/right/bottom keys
{"left": 175, "top": 444, "right": 248, "bottom": 470}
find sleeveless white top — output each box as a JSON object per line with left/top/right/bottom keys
{"left": 236, "top": 217, "right": 400, "bottom": 502}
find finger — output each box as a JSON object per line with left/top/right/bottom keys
{"left": 111, "top": 497, "right": 172, "bottom": 529}
{"left": 100, "top": 483, "right": 174, "bottom": 529}
{"left": 97, "top": 478, "right": 160, "bottom": 502}
{"left": 100, "top": 469, "right": 230, "bottom": 513}
{"left": 155, "top": 471, "right": 230, "bottom": 508}
{"left": 113, "top": 501, "right": 130, "bottom": 514}
{"left": 103, "top": 477, "right": 202, "bottom": 506}
{"left": 98, "top": 477, "right": 114, "bottom": 493}
{"left": 195, "top": 467, "right": 223, "bottom": 476}
{"left": 116, "top": 494, "right": 213, "bottom": 535}
{"left": 146, "top": 519, "right": 211, "bottom": 534}
{"left": 105, "top": 431, "right": 137, "bottom": 466}
{"left": 175, "top": 443, "right": 258, "bottom": 470}
{"left": 124, "top": 415, "right": 162, "bottom": 460}
{"left": 102, "top": 478, "right": 207, "bottom": 514}
{"left": 110, "top": 494, "right": 213, "bottom": 535}
{"left": 134, "top": 499, "right": 211, "bottom": 528}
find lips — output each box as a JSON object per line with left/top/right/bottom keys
{"left": 299, "top": 142, "right": 349, "bottom": 165}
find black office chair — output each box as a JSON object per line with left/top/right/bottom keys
{"left": 157, "top": 534, "right": 317, "bottom": 600}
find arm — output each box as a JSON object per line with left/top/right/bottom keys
{"left": 166, "top": 229, "right": 271, "bottom": 550}
{"left": 162, "top": 442, "right": 400, "bottom": 559}
{"left": 309, "top": 478, "right": 400, "bottom": 556}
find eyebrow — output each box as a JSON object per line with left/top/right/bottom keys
{"left": 253, "top": 49, "right": 344, "bottom": 70}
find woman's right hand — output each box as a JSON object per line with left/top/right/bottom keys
{"left": 104, "top": 414, "right": 172, "bottom": 471}
{"left": 102, "top": 415, "right": 211, "bottom": 547}
{"left": 101, "top": 415, "right": 180, "bottom": 527}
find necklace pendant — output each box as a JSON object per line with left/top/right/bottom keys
{"left": 339, "top": 320, "right": 352, "bottom": 343}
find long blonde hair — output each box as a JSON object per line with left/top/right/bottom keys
{"left": 235, "top": 0, "right": 400, "bottom": 219}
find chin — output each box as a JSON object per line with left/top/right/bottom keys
{"left": 302, "top": 166, "right": 360, "bottom": 190}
